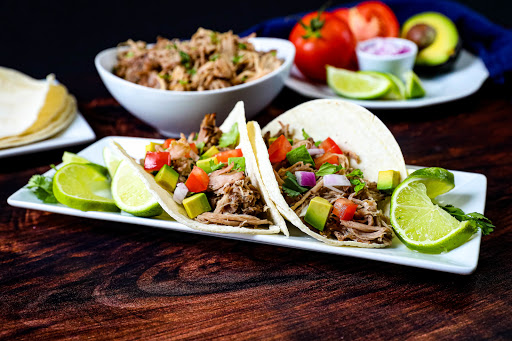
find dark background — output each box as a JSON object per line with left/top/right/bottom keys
{"left": 0, "top": 0, "right": 509, "bottom": 99}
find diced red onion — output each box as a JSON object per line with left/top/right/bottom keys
{"left": 295, "top": 171, "right": 316, "bottom": 187}
{"left": 360, "top": 38, "right": 411, "bottom": 56}
{"left": 307, "top": 148, "right": 325, "bottom": 156}
{"left": 173, "top": 182, "right": 188, "bottom": 204}
{"left": 323, "top": 174, "right": 351, "bottom": 187}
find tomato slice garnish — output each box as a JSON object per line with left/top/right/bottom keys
{"left": 185, "top": 166, "right": 209, "bottom": 193}
{"left": 348, "top": 1, "right": 399, "bottom": 41}
{"left": 144, "top": 151, "right": 170, "bottom": 172}
{"left": 215, "top": 149, "right": 243, "bottom": 163}
{"left": 314, "top": 152, "right": 340, "bottom": 169}
{"left": 319, "top": 137, "right": 343, "bottom": 155}
{"left": 162, "top": 139, "right": 175, "bottom": 149}
{"left": 268, "top": 135, "right": 292, "bottom": 164}
{"left": 333, "top": 198, "right": 358, "bottom": 221}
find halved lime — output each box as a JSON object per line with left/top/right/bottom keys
{"left": 361, "top": 71, "right": 406, "bottom": 100}
{"left": 111, "top": 160, "right": 162, "bottom": 217}
{"left": 327, "top": 66, "right": 391, "bottom": 99}
{"left": 53, "top": 163, "right": 119, "bottom": 212}
{"left": 407, "top": 167, "right": 455, "bottom": 199}
{"left": 103, "top": 147, "right": 122, "bottom": 178}
{"left": 404, "top": 70, "right": 426, "bottom": 99}
{"left": 390, "top": 169, "right": 476, "bottom": 253}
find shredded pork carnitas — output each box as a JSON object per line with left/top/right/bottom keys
{"left": 270, "top": 123, "right": 393, "bottom": 246}
{"left": 114, "top": 28, "right": 283, "bottom": 91}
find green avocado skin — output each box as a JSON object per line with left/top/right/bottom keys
{"left": 402, "top": 12, "right": 461, "bottom": 74}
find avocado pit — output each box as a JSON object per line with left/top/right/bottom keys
{"left": 406, "top": 24, "right": 437, "bottom": 51}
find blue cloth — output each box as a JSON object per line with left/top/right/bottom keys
{"left": 241, "top": 0, "right": 512, "bottom": 83}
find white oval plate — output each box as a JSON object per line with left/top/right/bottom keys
{"left": 285, "top": 50, "right": 489, "bottom": 109}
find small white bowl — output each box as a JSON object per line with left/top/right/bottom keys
{"left": 356, "top": 38, "right": 417, "bottom": 78}
{"left": 95, "top": 37, "right": 295, "bottom": 137}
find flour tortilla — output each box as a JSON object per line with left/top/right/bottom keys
{"left": 111, "top": 101, "right": 288, "bottom": 235}
{"left": 249, "top": 99, "right": 407, "bottom": 247}
{"left": 0, "top": 94, "right": 76, "bottom": 149}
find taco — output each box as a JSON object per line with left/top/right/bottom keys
{"left": 248, "top": 99, "right": 407, "bottom": 247}
{"left": 111, "top": 101, "right": 288, "bottom": 235}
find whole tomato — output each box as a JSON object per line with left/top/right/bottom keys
{"left": 289, "top": 11, "right": 355, "bottom": 82}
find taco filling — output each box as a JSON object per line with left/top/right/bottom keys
{"left": 263, "top": 123, "right": 394, "bottom": 245}
{"left": 142, "top": 113, "right": 271, "bottom": 228}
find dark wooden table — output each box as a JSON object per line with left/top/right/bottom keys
{"left": 1, "top": 78, "right": 511, "bottom": 340}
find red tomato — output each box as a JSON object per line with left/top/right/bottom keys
{"left": 319, "top": 137, "right": 343, "bottom": 155}
{"left": 189, "top": 143, "right": 198, "bottom": 155}
{"left": 332, "top": 8, "right": 350, "bottom": 23}
{"left": 314, "top": 152, "right": 340, "bottom": 169}
{"left": 268, "top": 135, "right": 292, "bottom": 163}
{"left": 185, "top": 166, "right": 209, "bottom": 193}
{"left": 215, "top": 149, "right": 243, "bottom": 163}
{"left": 333, "top": 198, "right": 358, "bottom": 221}
{"left": 144, "top": 152, "right": 170, "bottom": 172}
{"left": 289, "top": 11, "right": 355, "bottom": 81}
{"left": 162, "top": 139, "right": 175, "bottom": 149}
{"left": 346, "top": 1, "right": 399, "bottom": 41}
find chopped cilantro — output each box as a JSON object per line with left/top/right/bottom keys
{"left": 158, "top": 73, "right": 171, "bottom": 80}
{"left": 195, "top": 141, "right": 205, "bottom": 154}
{"left": 347, "top": 169, "right": 365, "bottom": 194}
{"left": 316, "top": 163, "right": 344, "bottom": 176}
{"left": 210, "top": 32, "right": 218, "bottom": 44}
{"left": 209, "top": 160, "right": 225, "bottom": 172}
{"left": 218, "top": 123, "right": 239, "bottom": 148}
{"left": 209, "top": 54, "right": 220, "bottom": 61}
{"left": 125, "top": 51, "right": 134, "bottom": 58}
{"left": 270, "top": 51, "right": 277, "bottom": 56}
{"left": 27, "top": 175, "right": 58, "bottom": 203}
{"left": 347, "top": 169, "right": 363, "bottom": 178}
{"left": 232, "top": 54, "right": 243, "bottom": 64}
{"left": 302, "top": 129, "right": 311, "bottom": 140}
{"left": 440, "top": 205, "right": 495, "bottom": 235}
{"left": 187, "top": 68, "right": 197, "bottom": 76}
{"left": 179, "top": 79, "right": 188, "bottom": 85}
{"left": 179, "top": 51, "right": 192, "bottom": 69}
{"left": 241, "top": 76, "right": 248, "bottom": 82}
{"left": 282, "top": 171, "right": 308, "bottom": 197}
{"left": 238, "top": 43, "right": 247, "bottom": 50}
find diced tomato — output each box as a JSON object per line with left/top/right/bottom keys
{"left": 162, "top": 139, "right": 175, "bottom": 149}
{"left": 215, "top": 149, "right": 243, "bottom": 163}
{"left": 268, "top": 135, "right": 292, "bottom": 163}
{"left": 319, "top": 137, "right": 343, "bottom": 155}
{"left": 185, "top": 166, "right": 209, "bottom": 193}
{"left": 314, "top": 152, "right": 340, "bottom": 169}
{"left": 144, "top": 152, "right": 170, "bottom": 172}
{"left": 189, "top": 143, "right": 198, "bottom": 155}
{"left": 333, "top": 198, "right": 358, "bottom": 221}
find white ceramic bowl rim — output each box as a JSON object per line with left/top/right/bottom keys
{"left": 94, "top": 37, "right": 295, "bottom": 97}
{"left": 356, "top": 37, "right": 418, "bottom": 61}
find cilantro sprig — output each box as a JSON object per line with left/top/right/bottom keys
{"left": 316, "top": 162, "right": 344, "bottom": 177}
{"left": 218, "top": 123, "right": 239, "bottom": 148}
{"left": 282, "top": 171, "right": 308, "bottom": 197}
{"left": 347, "top": 169, "right": 365, "bottom": 194}
{"left": 27, "top": 175, "right": 58, "bottom": 203}
{"left": 440, "top": 205, "right": 495, "bottom": 235}
{"left": 209, "top": 160, "right": 225, "bottom": 172}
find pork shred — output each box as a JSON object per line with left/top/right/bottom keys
{"left": 114, "top": 28, "right": 283, "bottom": 91}
{"left": 194, "top": 113, "right": 222, "bottom": 150}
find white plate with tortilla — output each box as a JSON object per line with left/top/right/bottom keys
{"left": 285, "top": 50, "right": 489, "bottom": 109}
{"left": 0, "top": 111, "right": 95, "bottom": 158}
{"left": 8, "top": 136, "right": 486, "bottom": 275}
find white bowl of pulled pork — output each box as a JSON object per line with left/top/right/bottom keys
{"left": 95, "top": 28, "right": 295, "bottom": 136}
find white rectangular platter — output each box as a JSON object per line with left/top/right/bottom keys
{"left": 8, "top": 136, "right": 487, "bottom": 274}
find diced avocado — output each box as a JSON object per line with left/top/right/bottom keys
{"left": 228, "top": 157, "right": 245, "bottom": 172}
{"left": 269, "top": 137, "right": 293, "bottom": 144}
{"left": 201, "top": 146, "right": 220, "bottom": 159}
{"left": 377, "top": 170, "right": 401, "bottom": 192}
{"left": 196, "top": 157, "right": 219, "bottom": 174}
{"left": 286, "top": 145, "right": 314, "bottom": 166}
{"left": 182, "top": 193, "right": 211, "bottom": 219}
{"left": 304, "top": 197, "right": 333, "bottom": 231}
{"left": 145, "top": 142, "right": 162, "bottom": 152}
{"left": 155, "top": 164, "right": 179, "bottom": 192}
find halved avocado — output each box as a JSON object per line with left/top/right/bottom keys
{"left": 402, "top": 12, "right": 461, "bottom": 74}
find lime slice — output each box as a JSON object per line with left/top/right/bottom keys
{"left": 327, "top": 66, "right": 391, "bottom": 99}
{"left": 390, "top": 169, "right": 476, "bottom": 253}
{"left": 359, "top": 71, "right": 406, "bottom": 100}
{"left": 111, "top": 160, "right": 162, "bottom": 217}
{"left": 53, "top": 163, "right": 119, "bottom": 212}
{"left": 62, "top": 151, "right": 90, "bottom": 164}
{"left": 404, "top": 70, "right": 426, "bottom": 99}
{"left": 103, "top": 147, "right": 122, "bottom": 178}
{"left": 407, "top": 167, "right": 455, "bottom": 199}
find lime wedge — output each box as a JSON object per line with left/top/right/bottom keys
{"left": 404, "top": 70, "right": 426, "bottom": 99}
{"left": 361, "top": 71, "right": 406, "bottom": 100}
{"left": 390, "top": 169, "right": 476, "bottom": 253}
{"left": 327, "top": 66, "right": 391, "bottom": 99}
{"left": 53, "top": 163, "right": 119, "bottom": 212}
{"left": 62, "top": 151, "right": 90, "bottom": 164}
{"left": 111, "top": 160, "right": 162, "bottom": 217}
{"left": 103, "top": 147, "right": 122, "bottom": 178}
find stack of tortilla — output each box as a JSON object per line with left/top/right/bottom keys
{"left": 0, "top": 67, "right": 77, "bottom": 149}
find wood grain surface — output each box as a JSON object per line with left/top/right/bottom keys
{"left": 1, "top": 80, "right": 511, "bottom": 340}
